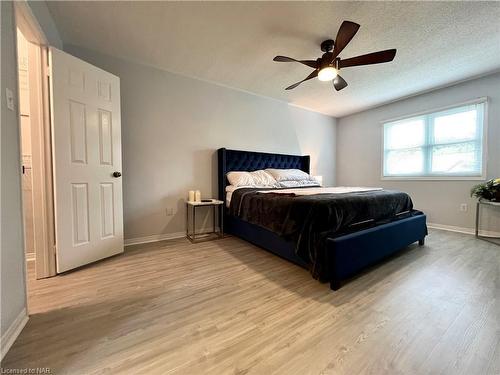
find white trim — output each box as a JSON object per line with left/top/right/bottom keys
{"left": 125, "top": 226, "right": 224, "bottom": 247}
{"left": 15, "top": 1, "right": 57, "bottom": 279}
{"left": 379, "top": 97, "right": 488, "bottom": 125}
{"left": 428, "top": 222, "right": 474, "bottom": 235}
{"left": 124, "top": 232, "right": 186, "bottom": 246}
{"left": 428, "top": 222, "right": 500, "bottom": 237}
{"left": 381, "top": 176, "right": 486, "bottom": 181}
{"left": 14, "top": 1, "right": 49, "bottom": 46}
{"left": 0, "top": 308, "right": 29, "bottom": 361}
{"left": 482, "top": 99, "right": 489, "bottom": 181}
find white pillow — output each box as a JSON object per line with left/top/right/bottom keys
{"left": 227, "top": 170, "right": 278, "bottom": 187}
{"left": 265, "top": 168, "right": 314, "bottom": 182}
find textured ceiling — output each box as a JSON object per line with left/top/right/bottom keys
{"left": 46, "top": 1, "right": 500, "bottom": 117}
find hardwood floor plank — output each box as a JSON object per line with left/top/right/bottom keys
{"left": 2, "top": 230, "right": 499, "bottom": 374}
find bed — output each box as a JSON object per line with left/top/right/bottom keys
{"left": 218, "top": 147, "right": 427, "bottom": 290}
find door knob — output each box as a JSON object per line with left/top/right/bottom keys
{"left": 113, "top": 171, "right": 122, "bottom": 178}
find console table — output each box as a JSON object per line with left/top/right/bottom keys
{"left": 475, "top": 199, "right": 500, "bottom": 245}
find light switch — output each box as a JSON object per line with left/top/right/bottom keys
{"left": 5, "top": 88, "right": 15, "bottom": 111}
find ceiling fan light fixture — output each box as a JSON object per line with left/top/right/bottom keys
{"left": 273, "top": 20, "right": 396, "bottom": 91}
{"left": 318, "top": 67, "right": 338, "bottom": 82}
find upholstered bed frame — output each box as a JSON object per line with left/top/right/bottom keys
{"left": 217, "top": 147, "right": 427, "bottom": 290}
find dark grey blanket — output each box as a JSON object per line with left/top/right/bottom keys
{"left": 228, "top": 187, "right": 414, "bottom": 281}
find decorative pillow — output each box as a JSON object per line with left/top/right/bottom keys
{"left": 227, "top": 170, "right": 278, "bottom": 187}
{"left": 278, "top": 180, "right": 320, "bottom": 188}
{"left": 265, "top": 168, "right": 314, "bottom": 182}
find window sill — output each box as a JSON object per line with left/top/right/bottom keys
{"left": 381, "top": 176, "right": 486, "bottom": 181}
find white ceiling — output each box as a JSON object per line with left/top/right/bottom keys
{"left": 46, "top": 1, "right": 500, "bottom": 118}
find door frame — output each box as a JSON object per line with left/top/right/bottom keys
{"left": 15, "top": 1, "right": 57, "bottom": 279}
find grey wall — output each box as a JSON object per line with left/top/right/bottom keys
{"left": 1, "top": 0, "right": 27, "bottom": 338}
{"left": 337, "top": 72, "right": 500, "bottom": 230}
{"left": 64, "top": 45, "right": 337, "bottom": 241}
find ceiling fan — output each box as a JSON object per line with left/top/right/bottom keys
{"left": 273, "top": 21, "right": 396, "bottom": 91}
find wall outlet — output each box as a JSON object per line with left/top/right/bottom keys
{"left": 459, "top": 203, "right": 468, "bottom": 212}
{"left": 166, "top": 208, "right": 175, "bottom": 216}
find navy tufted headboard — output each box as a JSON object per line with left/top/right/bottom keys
{"left": 217, "top": 148, "right": 310, "bottom": 201}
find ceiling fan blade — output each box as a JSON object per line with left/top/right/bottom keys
{"left": 332, "top": 21, "right": 360, "bottom": 59}
{"left": 339, "top": 49, "right": 397, "bottom": 68}
{"left": 273, "top": 55, "right": 318, "bottom": 69}
{"left": 285, "top": 70, "right": 318, "bottom": 90}
{"left": 333, "top": 75, "right": 348, "bottom": 91}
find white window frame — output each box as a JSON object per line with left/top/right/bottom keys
{"left": 380, "top": 97, "right": 488, "bottom": 181}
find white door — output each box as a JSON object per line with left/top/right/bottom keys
{"left": 49, "top": 47, "right": 123, "bottom": 272}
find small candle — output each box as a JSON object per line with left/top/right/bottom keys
{"left": 188, "top": 190, "right": 195, "bottom": 202}
{"left": 195, "top": 190, "right": 201, "bottom": 202}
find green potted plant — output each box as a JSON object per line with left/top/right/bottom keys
{"left": 471, "top": 178, "right": 500, "bottom": 202}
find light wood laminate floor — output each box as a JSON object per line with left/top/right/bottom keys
{"left": 2, "top": 229, "right": 500, "bottom": 374}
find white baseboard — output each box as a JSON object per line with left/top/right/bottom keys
{"left": 125, "top": 223, "right": 498, "bottom": 247}
{"left": 124, "top": 226, "right": 223, "bottom": 247}
{"left": 427, "top": 222, "right": 500, "bottom": 237}
{"left": 1, "top": 308, "right": 28, "bottom": 361}
{"left": 124, "top": 231, "right": 186, "bottom": 246}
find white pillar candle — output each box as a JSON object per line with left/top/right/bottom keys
{"left": 188, "top": 190, "right": 195, "bottom": 202}
{"left": 195, "top": 190, "right": 201, "bottom": 202}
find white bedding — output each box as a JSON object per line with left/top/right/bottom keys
{"left": 225, "top": 186, "right": 383, "bottom": 207}
{"left": 225, "top": 184, "right": 275, "bottom": 207}
{"left": 257, "top": 186, "right": 383, "bottom": 195}
{"left": 225, "top": 185, "right": 238, "bottom": 207}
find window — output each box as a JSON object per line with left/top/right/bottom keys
{"left": 383, "top": 100, "right": 486, "bottom": 179}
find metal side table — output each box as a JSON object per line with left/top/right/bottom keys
{"left": 475, "top": 199, "right": 500, "bottom": 245}
{"left": 186, "top": 199, "right": 224, "bottom": 242}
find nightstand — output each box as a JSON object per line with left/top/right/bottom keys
{"left": 186, "top": 199, "right": 224, "bottom": 242}
{"left": 475, "top": 199, "right": 500, "bottom": 245}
